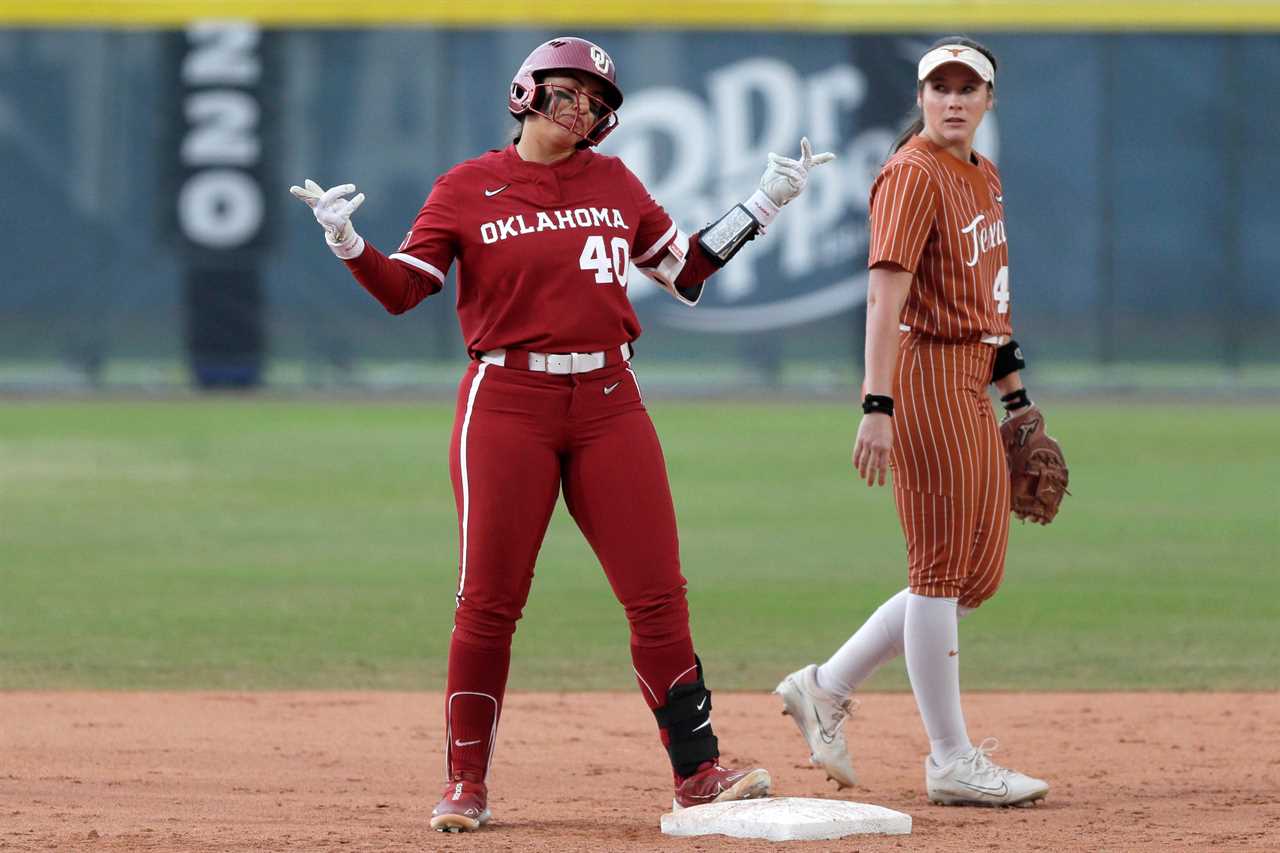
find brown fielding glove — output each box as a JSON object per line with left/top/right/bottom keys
{"left": 1000, "top": 408, "right": 1069, "bottom": 524}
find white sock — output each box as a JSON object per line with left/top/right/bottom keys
{"left": 904, "top": 593, "right": 971, "bottom": 766}
{"left": 816, "top": 588, "right": 978, "bottom": 697}
{"left": 816, "top": 589, "right": 909, "bottom": 696}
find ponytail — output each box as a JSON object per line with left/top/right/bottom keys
{"left": 891, "top": 109, "right": 925, "bottom": 154}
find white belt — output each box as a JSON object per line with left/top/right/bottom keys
{"left": 898, "top": 324, "right": 1009, "bottom": 346}
{"left": 480, "top": 343, "right": 632, "bottom": 375}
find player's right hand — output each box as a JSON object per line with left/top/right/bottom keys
{"left": 289, "top": 178, "right": 365, "bottom": 246}
{"left": 852, "top": 413, "right": 894, "bottom": 487}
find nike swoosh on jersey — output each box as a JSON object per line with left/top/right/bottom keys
{"left": 484, "top": 185, "right": 510, "bottom": 197}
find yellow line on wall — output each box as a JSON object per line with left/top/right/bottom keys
{"left": 3, "top": 0, "right": 1280, "bottom": 29}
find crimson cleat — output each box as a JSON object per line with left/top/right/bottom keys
{"left": 430, "top": 778, "right": 491, "bottom": 832}
{"left": 673, "top": 761, "right": 772, "bottom": 810}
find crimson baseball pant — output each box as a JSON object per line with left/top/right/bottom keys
{"left": 891, "top": 335, "right": 1010, "bottom": 609}
{"left": 442, "top": 359, "right": 700, "bottom": 782}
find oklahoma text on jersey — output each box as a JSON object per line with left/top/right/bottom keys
{"left": 479, "top": 207, "right": 629, "bottom": 244}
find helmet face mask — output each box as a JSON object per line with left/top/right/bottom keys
{"left": 509, "top": 37, "right": 622, "bottom": 146}
{"left": 518, "top": 80, "right": 619, "bottom": 145}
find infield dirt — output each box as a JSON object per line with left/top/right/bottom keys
{"left": 4, "top": 692, "right": 1278, "bottom": 851}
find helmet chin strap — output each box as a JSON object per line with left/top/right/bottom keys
{"left": 517, "top": 114, "right": 594, "bottom": 161}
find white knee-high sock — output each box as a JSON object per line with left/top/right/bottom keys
{"left": 904, "top": 593, "right": 971, "bottom": 765}
{"left": 816, "top": 588, "right": 977, "bottom": 698}
{"left": 816, "top": 588, "right": 909, "bottom": 696}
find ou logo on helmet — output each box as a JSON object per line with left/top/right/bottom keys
{"left": 589, "top": 45, "right": 612, "bottom": 75}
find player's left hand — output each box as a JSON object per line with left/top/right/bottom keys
{"left": 759, "top": 137, "right": 836, "bottom": 208}
{"left": 999, "top": 406, "right": 1069, "bottom": 524}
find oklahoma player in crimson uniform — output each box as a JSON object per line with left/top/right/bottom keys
{"left": 776, "top": 38, "right": 1050, "bottom": 807}
{"left": 291, "top": 37, "right": 833, "bottom": 832}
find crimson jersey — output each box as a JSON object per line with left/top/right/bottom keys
{"left": 344, "top": 145, "right": 718, "bottom": 355}
{"left": 867, "top": 135, "right": 1012, "bottom": 342}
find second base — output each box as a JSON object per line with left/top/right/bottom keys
{"left": 660, "top": 796, "right": 911, "bottom": 841}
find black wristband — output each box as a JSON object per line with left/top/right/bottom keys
{"left": 862, "top": 394, "right": 894, "bottom": 417}
{"left": 991, "top": 339, "right": 1026, "bottom": 383}
{"left": 1000, "top": 388, "right": 1032, "bottom": 413}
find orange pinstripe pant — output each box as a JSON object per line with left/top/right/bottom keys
{"left": 890, "top": 334, "right": 1010, "bottom": 608}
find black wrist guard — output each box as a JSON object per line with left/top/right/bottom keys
{"left": 1000, "top": 388, "right": 1032, "bottom": 413}
{"left": 652, "top": 656, "right": 718, "bottom": 777}
{"left": 696, "top": 205, "right": 761, "bottom": 267}
{"left": 862, "top": 394, "right": 894, "bottom": 417}
{"left": 992, "top": 339, "right": 1026, "bottom": 383}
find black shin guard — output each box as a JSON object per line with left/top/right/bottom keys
{"left": 652, "top": 657, "right": 718, "bottom": 778}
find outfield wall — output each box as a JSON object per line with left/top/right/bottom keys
{"left": 2, "top": 9, "right": 1278, "bottom": 388}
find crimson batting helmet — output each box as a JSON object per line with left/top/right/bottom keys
{"left": 509, "top": 36, "right": 623, "bottom": 145}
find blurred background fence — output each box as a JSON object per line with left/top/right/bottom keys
{"left": 2, "top": 3, "right": 1278, "bottom": 393}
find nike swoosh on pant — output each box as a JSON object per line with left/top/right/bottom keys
{"left": 454, "top": 739, "right": 482, "bottom": 747}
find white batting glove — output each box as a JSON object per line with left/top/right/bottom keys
{"left": 289, "top": 178, "right": 366, "bottom": 260}
{"left": 744, "top": 137, "right": 837, "bottom": 228}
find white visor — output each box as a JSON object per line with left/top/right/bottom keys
{"left": 917, "top": 45, "right": 995, "bottom": 85}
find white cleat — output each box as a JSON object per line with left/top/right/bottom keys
{"left": 775, "top": 664, "right": 858, "bottom": 789}
{"left": 926, "top": 738, "right": 1049, "bottom": 807}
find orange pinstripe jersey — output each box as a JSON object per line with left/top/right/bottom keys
{"left": 867, "top": 135, "right": 1013, "bottom": 342}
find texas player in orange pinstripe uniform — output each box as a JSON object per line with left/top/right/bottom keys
{"left": 776, "top": 37, "right": 1050, "bottom": 807}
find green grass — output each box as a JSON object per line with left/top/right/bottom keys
{"left": 1, "top": 399, "right": 1276, "bottom": 691}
